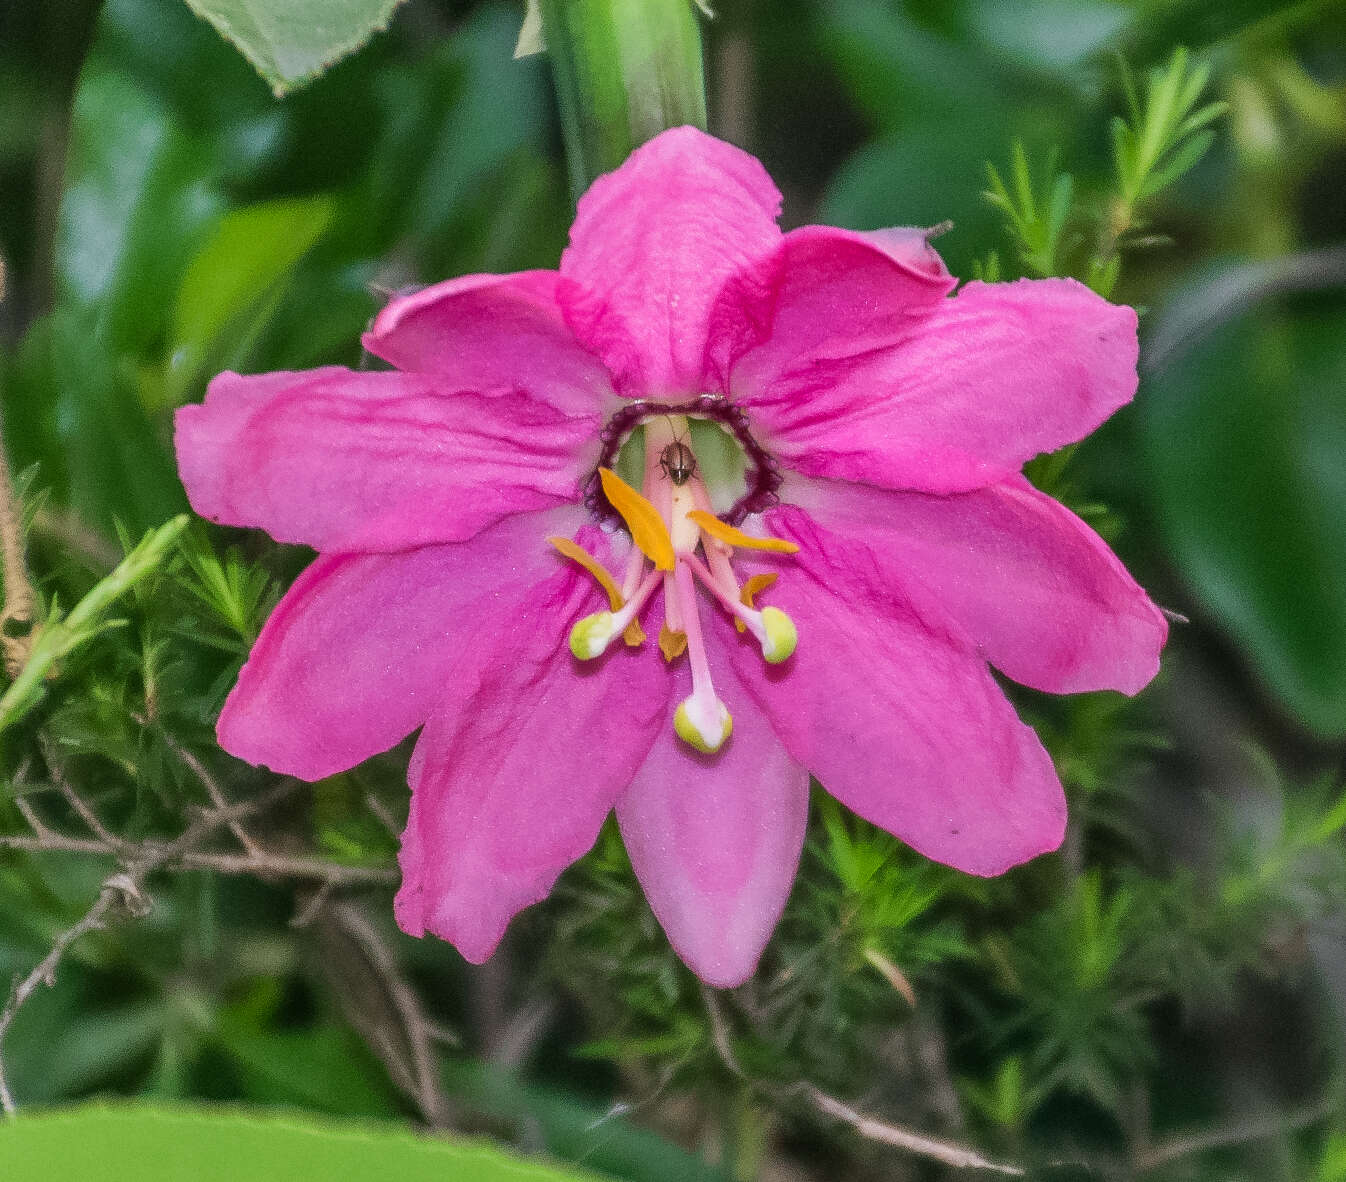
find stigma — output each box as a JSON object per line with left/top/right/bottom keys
{"left": 551, "top": 415, "right": 799, "bottom": 754}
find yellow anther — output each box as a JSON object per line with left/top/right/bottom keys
{"left": 549, "top": 536, "right": 621, "bottom": 608}
{"left": 549, "top": 536, "right": 645, "bottom": 646}
{"left": 686, "top": 510, "right": 800, "bottom": 554}
{"left": 674, "top": 697, "right": 733, "bottom": 753}
{"left": 735, "top": 572, "right": 778, "bottom": 633}
{"left": 599, "top": 468, "right": 676, "bottom": 571}
{"left": 659, "top": 624, "right": 688, "bottom": 663}
{"left": 759, "top": 606, "right": 797, "bottom": 664}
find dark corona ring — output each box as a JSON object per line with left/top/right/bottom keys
{"left": 584, "top": 394, "right": 784, "bottom": 528}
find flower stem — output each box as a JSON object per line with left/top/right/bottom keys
{"left": 539, "top": 0, "right": 708, "bottom": 197}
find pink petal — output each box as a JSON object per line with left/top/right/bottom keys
{"left": 559, "top": 126, "right": 782, "bottom": 396}
{"left": 726, "top": 506, "right": 1066, "bottom": 876}
{"left": 218, "top": 508, "right": 579, "bottom": 781}
{"left": 705, "top": 224, "right": 955, "bottom": 392}
{"left": 362, "top": 271, "right": 613, "bottom": 415}
{"left": 738, "top": 277, "right": 1139, "bottom": 494}
{"left": 616, "top": 631, "right": 808, "bottom": 988}
{"left": 176, "top": 367, "right": 596, "bottom": 551}
{"left": 394, "top": 531, "right": 670, "bottom": 963}
{"left": 793, "top": 476, "right": 1167, "bottom": 695}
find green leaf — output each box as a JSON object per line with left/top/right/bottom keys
{"left": 1138, "top": 127, "right": 1215, "bottom": 198}
{"left": 0, "top": 1102, "right": 606, "bottom": 1181}
{"left": 2, "top": 311, "right": 188, "bottom": 535}
{"left": 165, "top": 195, "right": 334, "bottom": 405}
{"left": 55, "top": 66, "right": 225, "bottom": 354}
{"left": 181, "top": 0, "right": 409, "bottom": 96}
{"left": 213, "top": 1021, "right": 399, "bottom": 1116}
{"left": 0, "top": 516, "right": 189, "bottom": 738}
{"left": 1142, "top": 284, "right": 1346, "bottom": 736}
{"left": 444, "top": 1060, "right": 733, "bottom": 1182}
{"left": 1122, "top": 0, "right": 1328, "bottom": 62}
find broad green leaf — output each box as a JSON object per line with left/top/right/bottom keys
{"left": 1141, "top": 284, "right": 1346, "bottom": 736}
{"left": 1123, "top": 0, "right": 1329, "bottom": 62}
{"left": 56, "top": 67, "right": 225, "bottom": 354}
{"left": 0, "top": 1102, "right": 606, "bottom": 1181}
{"left": 2, "top": 312, "right": 186, "bottom": 535}
{"left": 165, "top": 195, "right": 334, "bottom": 405}
{"left": 181, "top": 0, "right": 409, "bottom": 96}
{"left": 965, "top": 0, "right": 1130, "bottom": 73}
{"left": 213, "top": 1020, "right": 398, "bottom": 1116}
{"left": 445, "top": 1059, "right": 734, "bottom": 1182}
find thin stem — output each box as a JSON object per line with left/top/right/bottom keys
{"left": 0, "top": 833, "right": 396, "bottom": 885}
{"left": 701, "top": 988, "right": 1024, "bottom": 1177}
{"left": 0, "top": 781, "right": 300, "bottom": 1113}
{"left": 539, "top": 0, "right": 708, "bottom": 197}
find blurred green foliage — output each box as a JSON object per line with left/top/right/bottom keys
{"left": 0, "top": 0, "right": 1344, "bottom": 1179}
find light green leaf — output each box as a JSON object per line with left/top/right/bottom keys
{"left": 181, "top": 0, "right": 408, "bottom": 95}
{"left": 56, "top": 67, "right": 225, "bottom": 353}
{"left": 166, "top": 195, "right": 334, "bottom": 405}
{"left": 0, "top": 1102, "right": 606, "bottom": 1181}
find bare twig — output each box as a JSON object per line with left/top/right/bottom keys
{"left": 363, "top": 791, "right": 402, "bottom": 838}
{"left": 1135, "top": 1096, "right": 1335, "bottom": 1172}
{"left": 143, "top": 717, "right": 263, "bottom": 858}
{"left": 0, "top": 831, "right": 396, "bottom": 885}
{"left": 0, "top": 872, "right": 140, "bottom": 1113}
{"left": 0, "top": 778, "right": 380, "bottom": 1112}
{"left": 315, "top": 900, "right": 448, "bottom": 1126}
{"left": 11, "top": 793, "right": 51, "bottom": 841}
{"left": 38, "top": 735, "right": 126, "bottom": 851}
{"left": 31, "top": 508, "right": 120, "bottom": 572}
{"left": 180, "top": 848, "right": 395, "bottom": 884}
{"left": 0, "top": 784, "right": 294, "bottom": 1114}
{"left": 801, "top": 1086, "right": 1026, "bottom": 1177}
{"left": 701, "top": 989, "right": 1024, "bottom": 1176}
{"left": 490, "top": 998, "right": 557, "bottom": 1072}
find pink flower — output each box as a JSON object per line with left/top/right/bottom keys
{"left": 175, "top": 127, "right": 1165, "bottom": 988}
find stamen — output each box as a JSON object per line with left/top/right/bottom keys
{"left": 683, "top": 552, "right": 797, "bottom": 665}
{"left": 569, "top": 569, "right": 662, "bottom": 660}
{"left": 619, "top": 543, "right": 646, "bottom": 601}
{"left": 735, "top": 573, "right": 778, "bottom": 633}
{"left": 549, "top": 536, "right": 645, "bottom": 646}
{"left": 659, "top": 624, "right": 688, "bottom": 662}
{"left": 685, "top": 510, "right": 799, "bottom": 554}
{"left": 740, "top": 572, "right": 778, "bottom": 608}
{"left": 598, "top": 468, "right": 675, "bottom": 571}
{"left": 564, "top": 402, "right": 799, "bottom": 724}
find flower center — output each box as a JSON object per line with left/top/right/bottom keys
{"left": 583, "top": 394, "right": 784, "bottom": 528}
{"left": 552, "top": 411, "right": 799, "bottom": 754}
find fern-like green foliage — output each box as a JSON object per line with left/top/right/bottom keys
{"left": 983, "top": 47, "right": 1227, "bottom": 296}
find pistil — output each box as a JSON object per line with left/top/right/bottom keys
{"left": 559, "top": 409, "right": 800, "bottom": 755}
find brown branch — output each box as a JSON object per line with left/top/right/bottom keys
{"left": 0, "top": 872, "right": 145, "bottom": 1113}
{"left": 801, "top": 1086, "right": 1026, "bottom": 1177}
{"left": 0, "top": 831, "right": 395, "bottom": 885}
{"left": 0, "top": 783, "right": 291, "bottom": 1115}
{"left": 701, "top": 988, "right": 1024, "bottom": 1176}
{"left": 1135, "top": 1097, "right": 1335, "bottom": 1172}
{"left": 0, "top": 779, "right": 355, "bottom": 1113}
{"left": 1, "top": 748, "right": 404, "bottom": 1121}
{"left": 38, "top": 735, "right": 126, "bottom": 852}
{"left": 315, "top": 900, "right": 448, "bottom": 1126}
{"left": 363, "top": 792, "right": 402, "bottom": 838}
{"left": 148, "top": 720, "right": 263, "bottom": 858}
{"left": 31, "top": 508, "right": 120, "bottom": 572}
